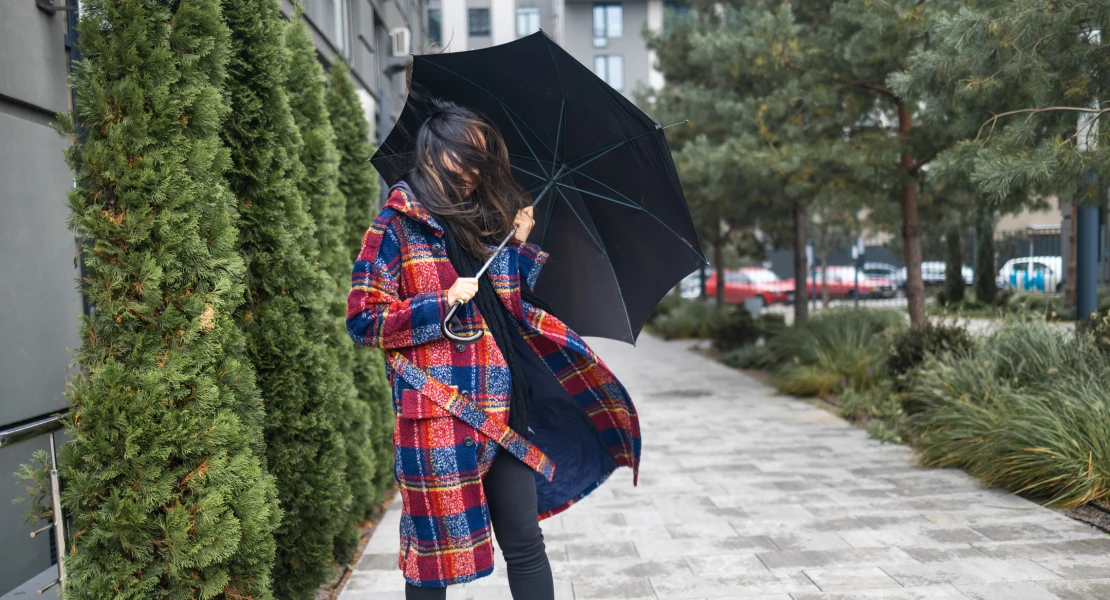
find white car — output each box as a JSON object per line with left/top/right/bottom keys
{"left": 996, "top": 256, "right": 1063, "bottom": 292}
{"left": 895, "top": 261, "right": 973, "bottom": 288}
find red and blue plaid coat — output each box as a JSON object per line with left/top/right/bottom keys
{"left": 347, "top": 182, "right": 641, "bottom": 588}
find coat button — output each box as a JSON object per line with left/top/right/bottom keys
{"left": 432, "top": 243, "right": 443, "bottom": 252}
{"left": 455, "top": 343, "right": 466, "bottom": 352}
{"left": 460, "top": 390, "right": 470, "bottom": 399}
{"left": 463, "top": 436, "right": 474, "bottom": 446}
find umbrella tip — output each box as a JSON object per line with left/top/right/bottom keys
{"left": 365, "top": 157, "right": 373, "bottom": 162}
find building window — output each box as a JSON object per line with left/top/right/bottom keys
{"left": 663, "top": 0, "right": 691, "bottom": 35}
{"left": 468, "top": 8, "right": 491, "bottom": 36}
{"left": 592, "top": 3, "right": 622, "bottom": 47}
{"left": 593, "top": 54, "right": 624, "bottom": 90}
{"left": 516, "top": 7, "right": 540, "bottom": 37}
{"left": 428, "top": 7, "right": 442, "bottom": 45}
{"left": 304, "top": 0, "right": 349, "bottom": 53}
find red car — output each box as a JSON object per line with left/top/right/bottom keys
{"left": 796, "top": 266, "right": 897, "bottom": 299}
{"left": 704, "top": 267, "right": 793, "bottom": 307}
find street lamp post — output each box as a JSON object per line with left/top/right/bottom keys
{"left": 1076, "top": 25, "right": 1100, "bottom": 323}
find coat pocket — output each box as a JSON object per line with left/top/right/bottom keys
{"left": 398, "top": 387, "right": 455, "bottom": 419}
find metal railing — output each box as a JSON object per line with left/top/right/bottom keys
{"left": 0, "top": 409, "right": 69, "bottom": 595}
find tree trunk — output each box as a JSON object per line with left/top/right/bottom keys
{"left": 898, "top": 105, "right": 926, "bottom": 326}
{"left": 944, "top": 224, "right": 966, "bottom": 304}
{"left": 974, "top": 203, "right": 998, "bottom": 304}
{"left": 793, "top": 201, "right": 808, "bottom": 326}
{"left": 713, "top": 227, "right": 725, "bottom": 311}
{"left": 1065, "top": 203, "right": 1078, "bottom": 308}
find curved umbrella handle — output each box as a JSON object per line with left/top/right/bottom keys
{"left": 442, "top": 299, "right": 484, "bottom": 344}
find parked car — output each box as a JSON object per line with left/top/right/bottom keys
{"left": 996, "top": 256, "right": 1063, "bottom": 292}
{"left": 802, "top": 266, "right": 898, "bottom": 299}
{"left": 860, "top": 262, "right": 900, "bottom": 282}
{"left": 896, "top": 261, "right": 973, "bottom": 289}
{"left": 705, "top": 267, "right": 793, "bottom": 307}
{"left": 678, "top": 268, "right": 708, "bottom": 298}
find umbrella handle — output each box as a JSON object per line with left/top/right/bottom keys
{"left": 442, "top": 299, "right": 485, "bottom": 344}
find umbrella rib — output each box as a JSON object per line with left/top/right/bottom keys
{"left": 525, "top": 127, "right": 675, "bottom": 196}
{"left": 538, "top": 186, "right": 557, "bottom": 247}
{"left": 542, "top": 35, "right": 568, "bottom": 169}
{"left": 500, "top": 102, "right": 550, "bottom": 178}
{"left": 552, "top": 98, "right": 565, "bottom": 177}
{"left": 510, "top": 163, "right": 547, "bottom": 183}
{"left": 555, "top": 186, "right": 635, "bottom": 342}
{"left": 573, "top": 171, "right": 708, "bottom": 262}
{"left": 554, "top": 182, "right": 641, "bottom": 210}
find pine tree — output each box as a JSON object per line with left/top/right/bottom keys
{"left": 326, "top": 61, "right": 394, "bottom": 504}
{"left": 220, "top": 0, "right": 351, "bottom": 596}
{"left": 57, "top": 0, "right": 280, "bottom": 597}
{"left": 283, "top": 17, "right": 375, "bottom": 560}
{"left": 899, "top": 0, "right": 1110, "bottom": 203}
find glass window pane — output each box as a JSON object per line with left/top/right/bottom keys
{"left": 606, "top": 4, "right": 622, "bottom": 37}
{"left": 428, "top": 8, "right": 442, "bottom": 45}
{"left": 516, "top": 7, "right": 540, "bottom": 37}
{"left": 592, "top": 5, "right": 606, "bottom": 37}
{"left": 468, "top": 8, "right": 490, "bottom": 36}
{"left": 609, "top": 55, "right": 623, "bottom": 90}
{"left": 594, "top": 55, "right": 607, "bottom": 80}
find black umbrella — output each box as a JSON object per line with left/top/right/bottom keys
{"left": 370, "top": 30, "right": 708, "bottom": 345}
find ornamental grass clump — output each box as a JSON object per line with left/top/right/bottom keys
{"left": 768, "top": 309, "right": 906, "bottom": 397}
{"left": 907, "top": 317, "right": 1110, "bottom": 507}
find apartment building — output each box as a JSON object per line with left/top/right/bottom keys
{"left": 0, "top": 1, "right": 424, "bottom": 596}
{"left": 425, "top": 0, "right": 685, "bottom": 101}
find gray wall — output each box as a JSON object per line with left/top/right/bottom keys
{"left": 562, "top": 0, "right": 650, "bottom": 98}
{"left": 0, "top": 1, "right": 81, "bottom": 596}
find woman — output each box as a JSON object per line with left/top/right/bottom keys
{"left": 347, "top": 99, "right": 641, "bottom": 598}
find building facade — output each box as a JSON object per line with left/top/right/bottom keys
{"left": 0, "top": 1, "right": 423, "bottom": 597}
{"left": 425, "top": 0, "right": 671, "bottom": 101}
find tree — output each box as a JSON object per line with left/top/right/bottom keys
{"left": 914, "top": 1, "right": 1110, "bottom": 202}
{"left": 784, "top": 0, "right": 973, "bottom": 326}
{"left": 221, "top": 0, "right": 351, "bottom": 596}
{"left": 645, "top": 0, "right": 888, "bottom": 324}
{"left": 326, "top": 60, "right": 395, "bottom": 506}
{"left": 899, "top": 0, "right": 1110, "bottom": 308}
{"left": 283, "top": 15, "right": 375, "bottom": 561}
{"left": 57, "top": 0, "right": 279, "bottom": 597}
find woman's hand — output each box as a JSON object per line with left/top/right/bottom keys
{"left": 513, "top": 206, "right": 535, "bottom": 243}
{"left": 447, "top": 277, "right": 479, "bottom": 306}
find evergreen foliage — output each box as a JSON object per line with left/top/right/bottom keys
{"left": 221, "top": 0, "right": 351, "bottom": 596}
{"left": 899, "top": 0, "right": 1110, "bottom": 203}
{"left": 283, "top": 17, "right": 375, "bottom": 560}
{"left": 326, "top": 61, "right": 395, "bottom": 505}
{"left": 56, "top": 0, "right": 280, "bottom": 597}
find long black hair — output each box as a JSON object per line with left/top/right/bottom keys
{"left": 406, "top": 98, "right": 529, "bottom": 261}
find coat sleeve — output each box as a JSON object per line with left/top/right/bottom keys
{"left": 510, "top": 238, "right": 550, "bottom": 292}
{"left": 347, "top": 216, "right": 451, "bottom": 349}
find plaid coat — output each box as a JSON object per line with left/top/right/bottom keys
{"left": 347, "top": 182, "right": 641, "bottom": 588}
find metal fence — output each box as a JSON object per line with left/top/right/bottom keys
{"left": 682, "top": 224, "right": 1078, "bottom": 314}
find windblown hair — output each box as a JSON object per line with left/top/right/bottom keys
{"left": 406, "top": 97, "right": 529, "bottom": 261}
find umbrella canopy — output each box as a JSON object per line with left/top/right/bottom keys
{"left": 371, "top": 30, "right": 707, "bottom": 344}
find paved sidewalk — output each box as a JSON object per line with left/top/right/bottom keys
{"left": 338, "top": 333, "right": 1110, "bottom": 600}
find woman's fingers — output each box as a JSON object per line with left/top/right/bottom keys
{"left": 448, "top": 277, "right": 480, "bottom": 305}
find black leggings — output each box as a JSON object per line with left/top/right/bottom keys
{"left": 404, "top": 451, "right": 555, "bottom": 600}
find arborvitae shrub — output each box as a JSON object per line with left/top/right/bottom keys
{"left": 284, "top": 17, "right": 375, "bottom": 560}
{"left": 327, "top": 61, "right": 395, "bottom": 505}
{"left": 221, "top": 0, "right": 351, "bottom": 596}
{"left": 57, "top": 0, "right": 280, "bottom": 597}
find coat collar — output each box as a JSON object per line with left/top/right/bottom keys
{"left": 386, "top": 180, "right": 444, "bottom": 237}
